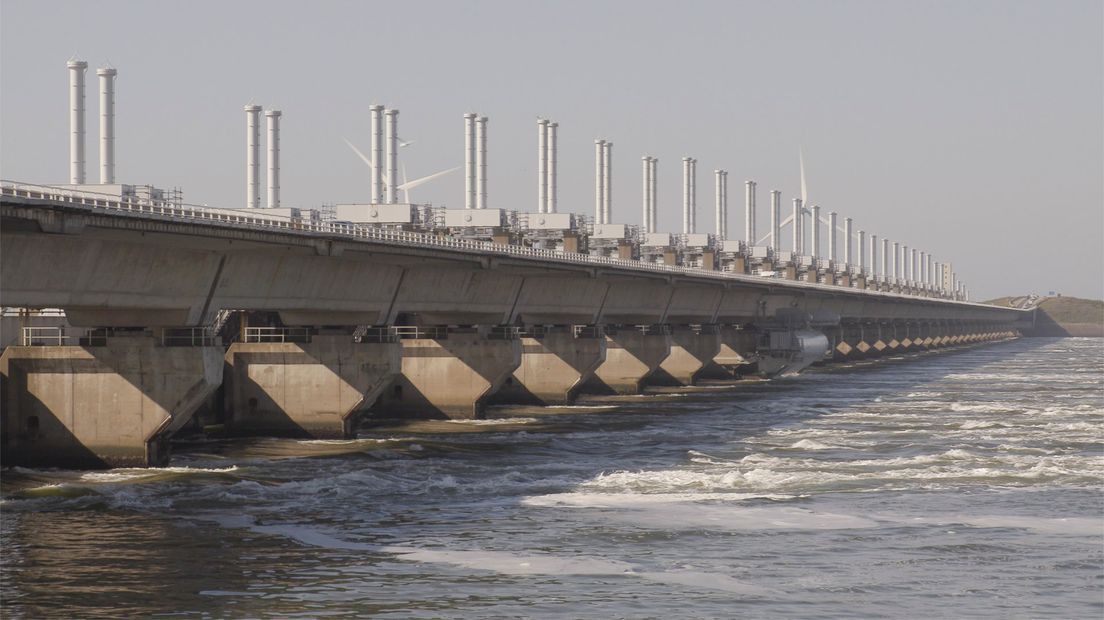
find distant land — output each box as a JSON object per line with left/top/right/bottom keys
{"left": 986, "top": 296, "right": 1104, "bottom": 337}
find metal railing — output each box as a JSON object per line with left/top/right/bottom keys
{"left": 21, "top": 326, "right": 68, "bottom": 346}
{"left": 244, "top": 327, "right": 312, "bottom": 343}
{"left": 0, "top": 180, "right": 999, "bottom": 310}
{"left": 161, "top": 327, "right": 218, "bottom": 347}
{"left": 392, "top": 326, "right": 448, "bottom": 340}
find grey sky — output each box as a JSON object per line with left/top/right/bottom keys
{"left": 2, "top": 0, "right": 1101, "bottom": 300}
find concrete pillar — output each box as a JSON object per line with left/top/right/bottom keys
{"left": 703, "top": 325, "right": 758, "bottom": 378}
{"left": 582, "top": 328, "right": 672, "bottom": 394}
{"left": 650, "top": 326, "right": 721, "bottom": 386}
{"left": 491, "top": 329, "right": 606, "bottom": 405}
{"left": 373, "top": 331, "right": 521, "bottom": 419}
{"left": 1, "top": 334, "right": 223, "bottom": 468}
{"left": 224, "top": 335, "right": 401, "bottom": 438}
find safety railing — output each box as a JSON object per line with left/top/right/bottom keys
{"left": 392, "top": 326, "right": 448, "bottom": 340}
{"left": 572, "top": 325, "right": 606, "bottom": 339}
{"left": 1, "top": 180, "right": 992, "bottom": 309}
{"left": 356, "top": 326, "right": 399, "bottom": 343}
{"left": 20, "top": 326, "right": 68, "bottom": 346}
{"left": 487, "top": 326, "right": 522, "bottom": 340}
{"left": 244, "top": 327, "right": 312, "bottom": 343}
{"left": 161, "top": 327, "right": 219, "bottom": 347}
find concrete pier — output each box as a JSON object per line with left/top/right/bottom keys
{"left": 583, "top": 328, "right": 671, "bottom": 394}
{"left": 224, "top": 335, "right": 401, "bottom": 438}
{"left": 373, "top": 331, "right": 521, "bottom": 419}
{"left": 0, "top": 334, "right": 222, "bottom": 468}
{"left": 651, "top": 326, "right": 721, "bottom": 386}
{"left": 704, "top": 326, "right": 759, "bottom": 377}
{"left": 491, "top": 329, "right": 606, "bottom": 405}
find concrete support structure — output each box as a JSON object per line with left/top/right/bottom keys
{"left": 770, "top": 190, "right": 781, "bottom": 251}
{"left": 1, "top": 335, "right": 223, "bottom": 468}
{"left": 224, "top": 336, "right": 401, "bottom": 438}
{"left": 68, "top": 59, "right": 88, "bottom": 185}
{"left": 477, "top": 115, "right": 489, "bottom": 209}
{"left": 653, "top": 327, "right": 722, "bottom": 386}
{"left": 373, "top": 332, "right": 521, "bottom": 419}
{"left": 97, "top": 67, "right": 117, "bottom": 185}
{"left": 265, "top": 109, "right": 281, "bottom": 209}
{"left": 492, "top": 330, "right": 606, "bottom": 405}
{"left": 870, "top": 234, "right": 878, "bottom": 281}
{"left": 714, "top": 170, "right": 727, "bottom": 240}
{"left": 244, "top": 104, "right": 262, "bottom": 209}
{"left": 585, "top": 329, "right": 672, "bottom": 395}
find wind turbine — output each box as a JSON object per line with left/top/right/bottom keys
{"left": 343, "top": 138, "right": 458, "bottom": 204}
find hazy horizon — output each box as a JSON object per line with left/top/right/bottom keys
{"left": 2, "top": 0, "right": 1101, "bottom": 301}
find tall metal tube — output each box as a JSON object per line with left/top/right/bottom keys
{"left": 858, "top": 230, "right": 866, "bottom": 274}
{"left": 682, "top": 157, "right": 691, "bottom": 234}
{"left": 745, "top": 180, "right": 756, "bottom": 247}
{"left": 68, "top": 59, "right": 88, "bottom": 184}
{"left": 476, "top": 115, "right": 488, "bottom": 209}
{"left": 689, "top": 159, "right": 697, "bottom": 233}
{"left": 792, "top": 199, "right": 802, "bottom": 253}
{"left": 244, "top": 104, "right": 261, "bottom": 208}
{"left": 870, "top": 234, "right": 878, "bottom": 278}
{"left": 538, "top": 120, "right": 549, "bottom": 213}
{"left": 370, "top": 104, "right": 384, "bottom": 203}
{"left": 384, "top": 108, "right": 398, "bottom": 203}
{"left": 810, "top": 205, "right": 821, "bottom": 258}
{"left": 902, "top": 245, "right": 910, "bottom": 285}
{"left": 844, "top": 217, "right": 853, "bottom": 266}
{"left": 892, "top": 241, "right": 900, "bottom": 283}
{"left": 911, "top": 248, "right": 918, "bottom": 285}
{"left": 770, "top": 190, "right": 781, "bottom": 251}
{"left": 642, "top": 157, "right": 650, "bottom": 232}
{"left": 547, "top": 122, "right": 557, "bottom": 213}
{"left": 827, "top": 211, "right": 837, "bottom": 262}
{"left": 881, "top": 238, "right": 889, "bottom": 282}
{"left": 97, "top": 67, "right": 116, "bottom": 184}
{"left": 595, "top": 139, "right": 605, "bottom": 223}
{"left": 714, "top": 170, "right": 723, "bottom": 238}
{"left": 644, "top": 155, "right": 653, "bottom": 232}
{"left": 602, "top": 141, "right": 613, "bottom": 225}
{"left": 927, "top": 254, "right": 934, "bottom": 288}
{"left": 265, "top": 109, "right": 281, "bottom": 209}
{"left": 464, "top": 113, "right": 476, "bottom": 209}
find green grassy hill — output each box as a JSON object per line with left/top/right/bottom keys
{"left": 985, "top": 296, "right": 1104, "bottom": 337}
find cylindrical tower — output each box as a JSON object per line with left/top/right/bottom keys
{"left": 244, "top": 104, "right": 261, "bottom": 208}
{"left": 384, "top": 108, "right": 398, "bottom": 203}
{"left": 547, "top": 122, "right": 557, "bottom": 213}
{"left": 903, "top": 245, "right": 910, "bottom": 285}
{"left": 911, "top": 248, "right": 918, "bottom": 285}
{"left": 892, "top": 241, "right": 900, "bottom": 283}
{"left": 870, "top": 234, "right": 878, "bottom": 278}
{"left": 745, "top": 180, "right": 756, "bottom": 248}
{"left": 265, "top": 109, "right": 281, "bottom": 209}
{"left": 641, "top": 156, "right": 650, "bottom": 233}
{"left": 714, "top": 170, "right": 723, "bottom": 239}
{"left": 681, "top": 157, "right": 691, "bottom": 234}
{"left": 97, "top": 67, "right": 117, "bottom": 184}
{"left": 881, "top": 238, "right": 890, "bottom": 282}
{"left": 594, "top": 139, "right": 605, "bottom": 222}
{"left": 538, "top": 120, "right": 549, "bottom": 213}
{"left": 68, "top": 59, "right": 88, "bottom": 184}
{"left": 476, "top": 115, "right": 488, "bottom": 209}
{"left": 602, "top": 141, "right": 613, "bottom": 225}
{"left": 858, "top": 230, "right": 866, "bottom": 274}
{"left": 827, "top": 211, "right": 837, "bottom": 261}
{"left": 810, "top": 205, "right": 821, "bottom": 258}
{"left": 649, "top": 157, "right": 658, "bottom": 233}
{"left": 844, "top": 217, "right": 853, "bottom": 266}
{"left": 464, "top": 113, "right": 476, "bottom": 209}
{"left": 370, "top": 104, "right": 384, "bottom": 203}
{"left": 770, "top": 190, "right": 781, "bottom": 251}
{"left": 689, "top": 159, "right": 697, "bottom": 233}
{"left": 792, "top": 198, "right": 802, "bottom": 253}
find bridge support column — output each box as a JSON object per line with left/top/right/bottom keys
{"left": 1, "top": 333, "right": 223, "bottom": 468}
{"left": 581, "top": 327, "right": 672, "bottom": 394}
{"left": 491, "top": 328, "right": 606, "bottom": 406}
{"left": 650, "top": 325, "right": 722, "bottom": 386}
{"left": 702, "top": 325, "right": 759, "bottom": 378}
{"left": 224, "top": 335, "right": 401, "bottom": 438}
{"left": 373, "top": 331, "right": 521, "bottom": 419}
{"left": 832, "top": 323, "right": 866, "bottom": 360}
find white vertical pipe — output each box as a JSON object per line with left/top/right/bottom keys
{"left": 68, "top": 59, "right": 88, "bottom": 184}
{"left": 792, "top": 198, "right": 801, "bottom": 253}
{"left": 795, "top": 201, "right": 804, "bottom": 255}
{"left": 384, "top": 108, "right": 398, "bottom": 203}
{"left": 476, "top": 115, "right": 488, "bottom": 209}
{"left": 370, "top": 105, "right": 384, "bottom": 203}
{"left": 844, "top": 217, "right": 853, "bottom": 266}
{"left": 689, "top": 159, "right": 697, "bottom": 233}
{"left": 902, "top": 245, "right": 910, "bottom": 285}
{"left": 464, "top": 113, "right": 476, "bottom": 209}
{"left": 927, "top": 254, "right": 934, "bottom": 288}
{"left": 827, "top": 212, "right": 837, "bottom": 262}
{"left": 265, "top": 109, "right": 281, "bottom": 209}
{"left": 745, "top": 180, "right": 756, "bottom": 248}
{"left": 644, "top": 155, "right": 653, "bottom": 232}
{"left": 641, "top": 156, "right": 650, "bottom": 232}
{"left": 681, "top": 157, "right": 691, "bottom": 234}
{"left": 858, "top": 230, "right": 866, "bottom": 274}
{"left": 547, "top": 121, "right": 557, "bottom": 213}
{"left": 770, "top": 190, "right": 781, "bottom": 251}
{"left": 97, "top": 67, "right": 116, "bottom": 184}
{"left": 869, "top": 234, "right": 878, "bottom": 278}
{"left": 537, "top": 120, "right": 549, "bottom": 213}
{"left": 881, "top": 238, "right": 889, "bottom": 282}
{"left": 911, "top": 249, "right": 918, "bottom": 285}
{"left": 722, "top": 172, "right": 729, "bottom": 239}
{"left": 810, "top": 205, "right": 821, "bottom": 259}
{"left": 244, "top": 104, "right": 261, "bottom": 209}
{"left": 892, "top": 241, "right": 900, "bottom": 283}
{"left": 714, "top": 170, "right": 723, "bottom": 238}
{"left": 602, "top": 141, "right": 612, "bottom": 225}
{"left": 594, "top": 139, "right": 605, "bottom": 223}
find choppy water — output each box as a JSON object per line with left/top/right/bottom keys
{"left": 2, "top": 338, "right": 1102, "bottom": 619}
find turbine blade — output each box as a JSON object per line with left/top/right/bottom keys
{"left": 343, "top": 138, "right": 388, "bottom": 184}
{"left": 398, "top": 166, "right": 461, "bottom": 191}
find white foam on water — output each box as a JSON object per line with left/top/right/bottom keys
{"left": 788, "top": 439, "right": 841, "bottom": 450}
{"left": 442, "top": 417, "right": 539, "bottom": 425}
{"left": 522, "top": 491, "right": 799, "bottom": 508}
